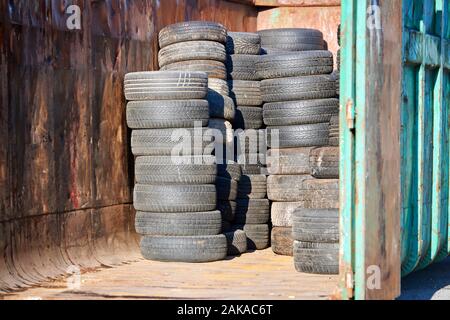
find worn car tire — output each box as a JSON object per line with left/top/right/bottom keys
{"left": 217, "top": 161, "right": 242, "bottom": 181}
{"left": 234, "top": 199, "right": 270, "bottom": 224}
{"left": 257, "top": 51, "right": 333, "bottom": 79}
{"left": 131, "top": 128, "right": 214, "bottom": 156}
{"left": 161, "top": 60, "right": 227, "bottom": 79}
{"left": 135, "top": 155, "right": 216, "bottom": 184}
{"left": 159, "top": 21, "right": 227, "bottom": 48}
{"left": 228, "top": 80, "right": 262, "bottom": 106}
{"left": 258, "top": 28, "right": 324, "bottom": 51}
{"left": 263, "top": 99, "right": 338, "bottom": 127}
{"left": 310, "top": 147, "right": 339, "bottom": 179}
{"left": 292, "top": 208, "right": 339, "bottom": 243}
{"left": 135, "top": 211, "right": 222, "bottom": 236}
{"left": 207, "top": 91, "right": 236, "bottom": 121}
{"left": 209, "top": 78, "right": 229, "bottom": 96}
{"left": 134, "top": 184, "right": 216, "bottom": 213}
{"left": 234, "top": 106, "right": 263, "bottom": 130}
{"left": 216, "top": 177, "right": 238, "bottom": 201}
{"left": 124, "top": 71, "right": 208, "bottom": 101}
{"left": 158, "top": 41, "right": 226, "bottom": 68}
{"left": 226, "top": 32, "right": 261, "bottom": 55}
{"left": 294, "top": 241, "right": 339, "bottom": 274}
{"left": 127, "top": 100, "right": 209, "bottom": 129}
{"left": 271, "top": 227, "right": 293, "bottom": 256}
{"left": 233, "top": 224, "right": 270, "bottom": 250}
{"left": 217, "top": 200, "right": 237, "bottom": 222}
{"left": 267, "top": 175, "right": 339, "bottom": 206}
{"left": 261, "top": 74, "right": 336, "bottom": 103}
{"left": 266, "top": 147, "right": 312, "bottom": 175}
{"left": 329, "top": 114, "right": 339, "bottom": 146}
{"left": 237, "top": 174, "right": 267, "bottom": 199}
{"left": 267, "top": 123, "right": 330, "bottom": 148}
{"left": 225, "top": 230, "right": 248, "bottom": 255}
{"left": 226, "top": 54, "right": 261, "bottom": 81}
{"left": 271, "top": 202, "right": 309, "bottom": 227}
{"left": 140, "top": 235, "right": 227, "bottom": 263}
{"left": 209, "top": 119, "right": 234, "bottom": 145}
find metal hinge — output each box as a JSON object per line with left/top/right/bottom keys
{"left": 345, "top": 99, "right": 355, "bottom": 129}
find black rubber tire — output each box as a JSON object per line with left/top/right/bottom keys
{"left": 226, "top": 32, "right": 261, "bottom": 55}
{"left": 337, "top": 24, "right": 341, "bottom": 46}
{"left": 135, "top": 210, "right": 222, "bottom": 236}
{"left": 271, "top": 202, "right": 309, "bottom": 227}
{"left": 237, "top": 174, "right": 267, "bottom": 199}
{"left": 266, "top": 147, "right": 312, "bottom": 175}
{"left": 293, "top": 241, "right": 339, "bottom": 274}
{"left": 263, "top": 99, "right": 338, "bottom": 127}
{"left": 310, "top": 147, "right": 339, "bottom": 179}
{"left": 267, "top": 175, "right": 339, "bottom": 206}
{"left": 261, "top": 74, "right": 336, "bottom": 103}
{"left": 217, "top": 161, "right": 242, "bottom": 181}
{"left": 292, "top": 208, "right": 339, "bottom": 243}
{"left": 234, "top": 199, "right": 270, "bottom": 224}
{"left": 329, "top": 114, "right": 339, "bottom": 146}
{"left": 234, "top": 106, "right": 263, "bottom": 130}
{"left": 161, "top": 60, "right": 227, "bottom": 80}
{"left": 208, "top": 118, "right": 234, "bottom": 145}
{"left": 135, "top": 155, "right": 216, "bottom": 184}
{"left": 258, "top": 28, "right": 324, "bottom": 51}
{"left": 158, "top": 41, "right": 227, "bottom": 68}
{"left": 235, "top": 129, "right": 267, "bottom": 156}
{"left": 217, "top": 200, "right": 237, "bottom": 222}
{"left": 337, "top": 49, "right": 341, "bottom": 71}
{"left": 233, "top": 224, "right": 270, "bottom": 250}
{"left": 131, "top": 128, "right": 215, "bottom": 156}
{"left": 216, "top": 177, "right": 238, "bottom": 201}
{"left": 257, "top": 51, "right": 333, "bottom": 80}
{"left": 271, "top": 227, "right": 293, "bottom": 256}
{"left": 267, "top": 123, "right": 330, "bottom": 148}
{"left": 228, "top": 80, "right": 262, "bottom": 106}
{"left": 225, "top": 230, "right": 248, "bottom": 256}
{"left": 222, "top": 220, "right": 232, "bottom": 233}
{"left": 124, "top": 71, "right": 208, "bottom": 101}
{"left": 209, "top": 78, "right": 229, "bottom": 96}
{"left": 159, "top": 21, "right": 227, "bottom": 48}
{"left": 261, "top": 47, "right": 292, "bottom": 55}
{"left": 133, "top": 184, "right": 216, "bottom": 213}
{"left": 226, "top": 54, "right": 261, "bottom": 81}
{"left": 207, "top": 91, "right": 236, "bottom": 121}
{"left": 140, "top": 235, "right": 227, "bottom": 263}
{"left": 127, "top": 100, "right": 209, "bottom": 129}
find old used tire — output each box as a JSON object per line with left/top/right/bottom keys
{"left": 267, "top": 175, "right": 339, "bottom": 206}
{"left": 161, "top": 60, "right": 227, "bottom": 79}
{"left": 235, "top": 129, "right": 267, "bottom": 156}
{"left": 258, "top": 28, "right": 324, "bottom": 51}
{"left": 209, "top": 119, "right": 234, "bottom": 145}
{"left": 217, "top": 161, "right": 242, "bottom": 181}
{"left": 135, "top": 155, "right": 216, "bottom": 184}
{"left": 261, "top": 74, "right": 336, "bottom": 103}
{"left": 261, "top": 47, "right": 291, "bottom": 55}
{"left": 257, "top": 51, "right": 333, "bottom": 79}
{"left": 127, "top": 100, "right": 209, "bottom": 129}
{"left": 329, "top": 114, "right": 339, "bottom": 146}
{"left": 294, "top": 241, "right": 339, "bottom": 274}
{"left": 267, "top": 123, "right": 330, "bottom": 148}
{"left": 263, "top": 99, "right": 338, "bottom": 126}
{"left": 217, "top": 200, "right": 237, "bottom": 222}
{"left": 207, "top": 91, "right": 236, "bottom": 121}
{"left": 209, "top": 78, "right": 229, "bottom": 96}
{"left": 226, "top": 32, "right": 261, "bottom": 55}
{"left": 216, "top": 177, "right": 238, "bottom": 201}
{"left": 226, "top": 54, "right": 261, "bottom": 81}
{"left": 271, "top": 227, "right": 293, "bottom": 256}
{"left": 124, "top": 71, "right": 208, "bottom": 101}
{"left": 228, "top": 80, "right": 262, "bottom": 106}
{"left": 140, "top": 235, "right": 227, "bottom": 263}
{"left": 134, "top": 184, "right": 216, "bottom": 213}
{"left": 158, "top": 41, "right": 226, "bottom": 68}
{"left": 233, "top": 224, "right": 270, "bottom": 250}
{"left": 271, "top": 202, "right": 307, "bottom": 227}
{"left": 131, "top": 128, "right": 214, "bottom": 156}
{"left": 266, "top": 147, "right": 312, "bottom": 175}
{"left": 225, "top": 230, "right": 248, "bottom": 256}
{"left": 237, "top": 174, "right": 267, "bottom": 199}
{"left": 292, "top": 208, "right": 339, "bottom": 243}
{"left": 159, "top": 21, "right": 227, "bottom": 48}
{"left": 310, "top": 147, "right": 339, "bottom": 179}
{"left": 234, "top": 106, "right": 263, "bottom": 130}
{"left": 135, "top": 211, "right": 222, "bottom": 236}
{"left": 234, "top": 199, "right": 270, "bottom": 224}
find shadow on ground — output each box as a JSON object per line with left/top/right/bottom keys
{"left": 398, "top": 257, "right": 450, "bottom": 300}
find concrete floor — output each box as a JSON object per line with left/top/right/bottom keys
{"left": 2, "top": 249, "right": 338, "bottom": 300}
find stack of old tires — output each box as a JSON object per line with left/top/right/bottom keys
{"left": 125, "top": 70, "right": 228, "bottom": 263}
{"left": 329, "top": 24, "right": 341, "bottom": 147}
{"left": 257, "top": 28, "right": 339, "bottom": 265}
{"left": 225, "top": 32, "right": 270, "bottom": 252}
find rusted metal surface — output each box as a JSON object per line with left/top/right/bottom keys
{"left": 2, "top": 249, "right": 338, "bottom": 300}
{"left": 0, "top": 0, "right": 257, "bottom": 293}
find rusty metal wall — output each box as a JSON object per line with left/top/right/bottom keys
{"left": 0, "top": 0, "right": 257, "bottom": 293}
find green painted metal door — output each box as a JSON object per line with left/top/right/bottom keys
{"left": 339, "top": 0, "right": 449, "bottom": 300}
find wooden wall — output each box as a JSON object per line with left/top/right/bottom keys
{"left": 0, "top": 0, "right": 257, "bottom": 293}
